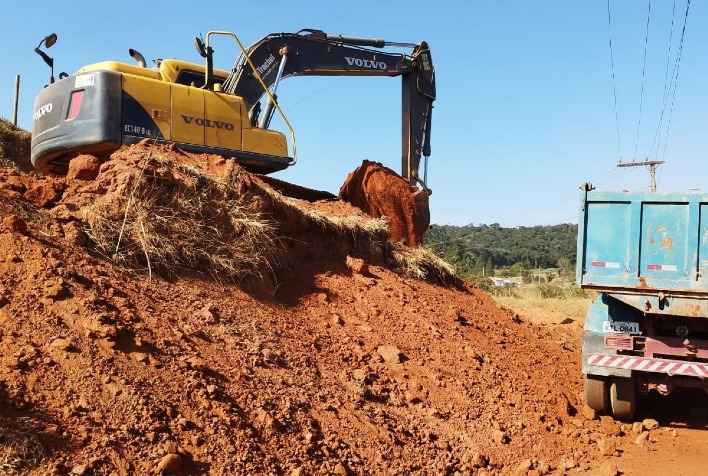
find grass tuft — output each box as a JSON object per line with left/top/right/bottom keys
{"left": 85, "top": 152, "right": 279, "bottom": 281}
{"left": 0, "top": 418, "right": 47, "bottom": 473}
{"left": 388, "top": 244, "right": 460, "bottom": 285}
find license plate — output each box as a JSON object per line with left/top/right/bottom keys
{"left": 603, "top": 321, "right": 640, "bottom": 334}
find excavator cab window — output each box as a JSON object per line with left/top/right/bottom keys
{"left": 175, "top": 70, "right": 225, "bottom": 89}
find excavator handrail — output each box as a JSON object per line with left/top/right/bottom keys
{"left": 204, "top": 30, "right": 297, "bottom": 165}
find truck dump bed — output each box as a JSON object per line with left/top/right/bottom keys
{"left": 577, "top": 187, "right": 708, "bottom": 296}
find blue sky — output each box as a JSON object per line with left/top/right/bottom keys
{"left": 2, "top": 1, "right": 706, "bottom": 227}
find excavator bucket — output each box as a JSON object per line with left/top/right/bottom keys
{"left": 339, "top": 160, "right": 431, "bottom": 247}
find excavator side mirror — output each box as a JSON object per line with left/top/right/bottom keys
{"left": 194, "top": 36, "right": 207, "bottom": 58}
{"left": 35, "top": 32, "right": 58, "bottom": 84}
{"left": 43, "top": 33, "right": 57, "bottom": 49}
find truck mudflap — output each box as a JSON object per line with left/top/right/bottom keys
{"left": 588, "top": 353, "right": 708, "bottom": 378}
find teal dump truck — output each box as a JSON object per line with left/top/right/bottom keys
{"left": 577, "top": 184, "right": 708, "bottom": 419}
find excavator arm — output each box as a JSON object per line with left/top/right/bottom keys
{"left": 215, "top": 29, "right": 436, "bottom": 190}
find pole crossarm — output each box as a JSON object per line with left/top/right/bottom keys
{"left": 616, "top": 160, "right": 665, "bottom": 192}
{"left": 616, "top": 160, "right": 665, "bottom": 168}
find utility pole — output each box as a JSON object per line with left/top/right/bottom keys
{"left": 13, "top": 75, "right": 20, "bottom": 126}
{"left": 617, "top": 160, "right": 665, "bottom": 192}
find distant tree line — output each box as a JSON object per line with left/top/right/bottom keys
{"left": 423, "top": 223, "right": 578, "bottom": 279}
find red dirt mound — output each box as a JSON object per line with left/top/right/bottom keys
{"left": 0, "top": 143, "right": 685, "bottom": 475}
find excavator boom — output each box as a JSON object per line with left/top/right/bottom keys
{"left": 219, "top": 29, "right": 436, "bottom": 189}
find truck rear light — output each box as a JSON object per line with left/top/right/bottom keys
{"left": 604, "top": 333, "right": 633, "bottom": 350}
{"left": 66, "top": 90, "right": 84, "bottom": 120}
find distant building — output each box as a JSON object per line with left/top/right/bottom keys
{"left": 490, "top": 277, "right": 520, "bottom": 287}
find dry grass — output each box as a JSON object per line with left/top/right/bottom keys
{"left": 0, "top": 418, "right": 46, "bottom": 474}
{"left": 82, "top": 145, "right": 454, "bottom": 286}
{"left": 85, "top": 154, "right": 279, "bottom": 281}
{"left": 0, "top": 157, "right": 20, "bottom": 172}
{"left": 0, "top": 118, "right": 31, "bottom": 172}
{"left": 388, "top": 244, "right": 460, "bottom": 285}
{"left": 492, "top": 284, "right": 595, "bottom": 322}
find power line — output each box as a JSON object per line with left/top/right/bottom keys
{"left": 633, "top": 0, "right": 652, "bottom": 162}
{"left": 606, "top": 0, "right": 623, "bottom": 163}
{"left": 646, "top": 0, "right": 677, "bottom": 161}
{"left": 661, "top": 0, "right": 691, "bottom": 161}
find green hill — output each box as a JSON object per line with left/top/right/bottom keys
{"left": 424, "top": 223, "right": 577, "bottom": 279}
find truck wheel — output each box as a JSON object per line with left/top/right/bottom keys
{"left": 584, "top": 374, "right": 609, "bottom": 414}
{"left": 610, "top": 376, "right": 636, "bottom": 420}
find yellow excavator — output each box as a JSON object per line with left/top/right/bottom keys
{"left": 30, "top": 29, "right": 435, "bottom": 239}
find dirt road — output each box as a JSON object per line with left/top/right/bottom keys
{"left": 513, "top": 307, "right": 708, "bottom": 476}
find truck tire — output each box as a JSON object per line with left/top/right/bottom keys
{"left": 610, "top": 376, "right": 636, "bottom": 420}
{"left": 584, "top": 374, "right": 609, "bottom": 414}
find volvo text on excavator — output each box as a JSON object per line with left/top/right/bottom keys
{"left": 30, "top": 28, "right": 435, "bottom": 207}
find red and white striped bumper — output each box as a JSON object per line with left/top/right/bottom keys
{"left": 588, "top": 353, "right": 708, "bottom": 377}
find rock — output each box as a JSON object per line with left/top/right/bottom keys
{"left": 642, "top": 418, "right": 659, "bottom": 430}
{"left": 353, "top": 367, "right": 371, "bottom": 383}
{"left": 67, "top": 155, "right": 101, "bottom": 181}
{"left": 514, "top": 459, "right": 532, "bottom": 475}
{"left": 1, "top": 356, "right": 20, "bottom": 369}
{"left": 24, "top": 183, "right": 61, "bottom": 207}
{"left": 50, "top": 338, "right": 73, "bottom": 352}
{"left": 581, "top": 405, "right": 596, "bottom": 420}
{"left": 377, "top": 345, "right": 401, "bottom": 364}
{"left": 256, "top": 408, "right": 279, "bottom": 430}
{"left": 2, "top": 215, "right": 27, "bottom": 234}
{"left": 62, "top": 222, "right": 87, "bottom": 247}
{"left": 446, "top": 307, "right": 460, "bottom": 320}
{"left": 562, "top": 458, "right": 578, "bottom": 470}
{"left": 333, "top": 462, "right": 350, "bottom": 475}
{"left": 43, "top": 279, "right": 70, "bottom": 300}
{"left": 632, "top": 421, "right": 643, "bottom": 434}
{"left": 331, "top": 314, "right": 345, "bottom": 326}
{"left": 635, "top": 431, "right": 650, "bottom": 446}
{"left": 157, "top": 453, "right": 182, "bottom": 474}
{"left": 404, "top": 378, "right": 426, "bottom": 404}
{"left": 599, "top": 415, "right": 621, "bottom": 436}
{"left": 71, "top": 464, "right": 88, "bottom": 475}
{"left": 597, "top": 438, "right": 617, "bottom": 456}
{"left": 185, "top": 356, "right": 207, "bottom": 372}
{"left": 163, "top": 440, "right": 179, "bottom": 454}
{"left": 596, "top": 461, "right": 619, "bottom": 476}
{"left": 470, "top": 453, "right": 488, "bottom": 468}
{"left": 132, "top": 352, "right": 149, "bottom": 363}
{"left": 492, "top": 429, "right": 508, "bottom": 444}
{"left": 346, "top": 256, "right": 368, "bottom": 275}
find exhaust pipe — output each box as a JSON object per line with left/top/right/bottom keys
{"left": 129, "top": 48, "right": 147, "bottom": 68}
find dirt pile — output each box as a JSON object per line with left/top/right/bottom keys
{"left": 0, "top": 141, "right": 674, "bottom": 475}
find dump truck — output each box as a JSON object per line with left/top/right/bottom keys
{"left": 578, "top": 183, "right": 708, "bottom": 419}
{"left": 30, "top": 28, "right": 434, "bottom": 190}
